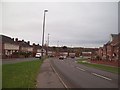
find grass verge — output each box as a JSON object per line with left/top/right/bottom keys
{"left": 2, "top": 59, "right": 43, "bottom": 88}
{"left": 77, "top": 59, "right": 120, "bottom": 74}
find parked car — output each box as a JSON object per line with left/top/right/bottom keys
{"left": 63, "top": 56, "right": 67, "bottom": 59}
{"left": 49, "top": 55, "right": 54, "bottom": 57}
{"left": 71, "top": 56, "right": 75, "bottom": 58}
{"left": 59, "top": 56, "right": 64, "bottom": 59}
{"left": 59, "top": 55, "right": 67, "bottom": 59}
{"left": 35, "top": 53, "right": 41, "bottom": 58}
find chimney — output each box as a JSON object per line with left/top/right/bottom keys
{"left": 12, "top": 38, "right": 14, "bottom": 41}
{"left": 33, "top": 43, "right": 35, "bottom": 46}
{"left": 15, "top": 38, "right": 18, "bottom": 41}
{"left": 22, "top": 39, "right": 24, "bottom": 42}
{"left": 27, "top": 41, "right": 30, "bottom": 45}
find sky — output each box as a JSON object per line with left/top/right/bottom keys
{"left": 1, "top": 1, "right": 118, "bottom": 48}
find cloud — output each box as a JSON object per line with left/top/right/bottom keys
{"left": 2, "top": 2, "right": 118, "bottom": 47}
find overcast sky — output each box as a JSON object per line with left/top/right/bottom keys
{"left": 1, "top": 2, "right": 118, "bottom": 48}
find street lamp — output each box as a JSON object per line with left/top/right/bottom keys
{"left": 41, "top": 10, "right": 48, "bottom": 58}
{"left": 46, "top": 33, "right": 50, "bottom": 56}
{"left": 48, "top": 33, "right": 50, "bottom": 46}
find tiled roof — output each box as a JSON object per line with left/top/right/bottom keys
{"left": 111, "top": 34, "right": 118, "bottom": 39}
{"left": 17, "top": 40, "right": 31, "bottom": 47}
{"left": 0, "top": 35, "right": 18, "bottom": 45}
{"left": 111, "top": 33, "right": 120, "bottom": 46}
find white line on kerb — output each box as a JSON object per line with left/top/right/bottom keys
{"left": 50, "top": 64, "right": 68, "bottom": 88}
{"left": 76, "top": 67, "right": 86, "bottom": 71}
{"left": 92, "top": 73, "right": 112, "bottom": 81}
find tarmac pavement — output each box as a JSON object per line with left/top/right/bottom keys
{"left": 36, "top": 58, "right": 65, "bottom": 88}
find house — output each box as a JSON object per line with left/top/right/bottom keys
{"left": 97, "top": 33, "right": 120, "bottom": 61}
{"left": 110, "top": 33, "right": 120, "bottom": 61}
{"left": 81, "top": 52, "right": 92, "bottom": 59}
{"left": 32, "top": 43, "right": 47, "bottom": 57}
{"left": 15, "top": 39, "right": 34, "bottom": 57}
{"left": 1, "top": 34, "right": 48, "bottom": 59}
{"left": 1, "top": 35, "right": 19, "bottom": 58}
{"left": 97, "top": 47, "right": 103, "bottom": 59}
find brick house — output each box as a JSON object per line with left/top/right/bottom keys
{"left": 81, "top": 52, "right": 92, "bottom": 59}
{"left": 97, "top": 47, "right": 103, "bottom": 59}
{"left": 97, "top": 33, "right": 120, "bottom": 61}
{"left": 101, "top": 44, "right": 107, "bottom": 60}
{"left": 110, "top": 34, "right": 120, "bottom": 61}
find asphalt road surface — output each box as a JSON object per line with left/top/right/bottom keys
{"left": 2, "top": 57, "right": 39, "bottom": 64}
{"left": 50, "top": 57, "right": 119, "bottom": 88}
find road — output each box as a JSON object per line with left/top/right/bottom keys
{"left": 2, "top": 57, "right": 39, "bottom": 64}
{"left": 50, "top": 57, "right": 119, "bottom": 88}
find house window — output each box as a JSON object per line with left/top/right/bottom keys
{"left": 5, "top": 50, "right": 11, "bottom": 56}
{"left": 5, "top": 50, "right": 8, "bottom": 55}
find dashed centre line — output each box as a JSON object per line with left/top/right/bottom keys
{"left": 76, "top": 67, "right": 86, "bottom": 71}
{"left": 59, "top": 60, "right": 112, "bottom": 81}
{"left": 92, "top": 73, "right": 112, "bottom": 81}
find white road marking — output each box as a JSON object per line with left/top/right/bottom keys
{"left": 76, "top": 67, "right": 86, "bottom": 71}
{"left": 92, "top": 73, "right": 112, "bottom": 81}
{"left": 50, "top": 64, "right": 68, "bottom": 88}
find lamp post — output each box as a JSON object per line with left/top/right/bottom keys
{"left": 41, "top": 10, "right": 48, "bottom": 58}
{"left": 48, "top": 33, "right": 50, "bottom": 46}
{"left": 46, "top": 33, "right": 50, "bottom": 56}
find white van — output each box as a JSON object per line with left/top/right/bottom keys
{"left": 35, "top": 53, "right": 41, "bottom": 58}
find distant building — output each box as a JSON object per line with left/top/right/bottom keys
{"left": 81, "top": 52, "right": 92, "bottom": 59}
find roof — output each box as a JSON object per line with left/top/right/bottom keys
{"left": 0, "top": 35, "right": 18, "bottom": 45}
{"left": 0, "top": 35, "right": 32, "bottom": 47}
{"left": 33, "top": 44, "right": 42, "bottom": 49}
{"left": 111, "top": 33, "right": 120, "bottom": 46}
{"left": 111, "top": 34, "right": 118, "bottom": 39}
{"left": 17, "top": 40, "right": 31, "bottom": 47}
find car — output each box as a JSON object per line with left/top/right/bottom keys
{"left": 63, "top": 56, "right": 67, "bottom": 59}
{"left": 59, "top": 56, "right": 64, "bottom": 59}
{"left": 59, "top": 55, "right": 67, "bottom": 59}
{"left": 35, "top": 53, "right": 41, "bottom": 58}
{"left": 49, "top": 55, "right": 54, "bottom": 57}
{"left": 71, "top": 56, "right": 75, "bottom": 58}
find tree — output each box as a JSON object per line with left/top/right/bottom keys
{"left": 62, "top": 46, "right": 67, "bottom": 52}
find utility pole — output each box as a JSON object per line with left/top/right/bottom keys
{"left": 57, "top": 41, "right": 59, "bottom": 56}
{"left": 48, "top": 33, "right": 50, "bottom": 46}
{"left": 46, "top": 33, "right": 50, "bottom": 56}
{"left": 57, "top": 41, "right": 59, "bottom": 47}
{"left": 41, "top": 10, "right": 48, "bottom": 58}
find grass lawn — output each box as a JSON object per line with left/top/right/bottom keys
{"left": 77, "top": 59, "right": 120, "bottom": 74}
{"left": 2, "top": 59, "right": 43, "bottom": 88}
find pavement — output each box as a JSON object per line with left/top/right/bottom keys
{"left": 36, "top": 58, "right": 65, "bottom": 88}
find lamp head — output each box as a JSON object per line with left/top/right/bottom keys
{"left": 44, "top": 10, "right": 48, "bottom": 12}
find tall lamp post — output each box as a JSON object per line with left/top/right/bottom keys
{"left": 48, "top": 33, "right": 50, "bottom": 46}
{"left": 41, "top": 10, "right": 48, "bottom": 58}
{"left": 46, "top": 33, "right": 50, "bottom": 56}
